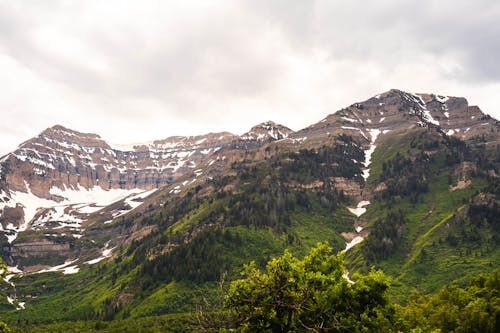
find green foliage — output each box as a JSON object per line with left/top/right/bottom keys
{"left": 0, "top": 257, "right": 10, "bottom": 332}
{"left": 9, "top": 313, "right": 192, "bottom": 332}
{"left": 0, "top": 257, "right": 6, "bottom": 279}
{"left": 0, "top": 323, "right": 9, "bottom": 333}
{"left": 402, "top": 270, "right": 500, "bottom": 333}
{"left": 363, "top": 210, "right": 407, "bottom": 262}
{"left": 348, "top": 127, "right": 499, "bottom": 302}
{"left": 222, "top": 243, "right": 402, "bottom": 332}
{"left": 0, "top": 258, "right": 10, "bottom": 333}
{"left": 379, "top": 151, "right": 430, "bottom": 202}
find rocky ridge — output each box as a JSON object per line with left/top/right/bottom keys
{"left": 0, "top": 122, "right": 292, "bottom": 242}
{"left": 0, "top": 89, "right": 498, "bottom": 261}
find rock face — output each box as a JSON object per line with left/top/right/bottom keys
{"left": 3, "top": 125, "right": 239, "bottom": 196}
{"left": 10, "top": 237, "right": 72, "bottom": 259}
{"left": 241, "top": 121, "right": 293, "bottom": 141}
{"left": 0, "top": 123, "right": 288, "bottom": 240}
{"left": 290, "top": 89, "right": 499, "bottom": 150}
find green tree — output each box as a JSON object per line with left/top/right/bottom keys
{"left": 403, "top": 270, "right": 500, "bottom": 333}
{"left": 0, "top": 257, "right": 10, "bottom": 333}
{"left": 223, "top": 243, "right": 402, "bottom": 332}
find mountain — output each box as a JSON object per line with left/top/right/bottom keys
{"left": 241, "top": 121, "right": 293, "bottom": 141}
{"left": 0, "top": 89, "right": 498, "bottom": 328}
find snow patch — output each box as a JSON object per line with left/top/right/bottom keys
{"left": 4, "top": 182, "right": 64, "bottom": 241}
{"left": 435, "top": 95, "right": 449, "bottom": 103}
{"left": 50, "top": 184, "right": 144, "bottom": 209}
{"left": 341, "top": 126, "right": 368, "bottom": 140}
{"left": 361, "top": 129, "right": 381, "bottom": 181}
{"left": 405, "top": 92, "right": 440, "bottom": 126}
{"left": 292, "top": 137, "right": 308, "bottom": 143}
{"left": 344, "top": 236, "right": 364, "bottom": 252}
{"left": 123, "top": 188, "right": 157, "bottom": 210}
{"left": 62, "top": 266, "right": 79, "bottom": 274}
{"left": 341, "top": 116, "right": 358, "bottom": 123}
{"left": 347, "top": 200, "right": 371, "bottom": 218}
{"left": 7, "top": 296, "right": 25, "bottom": 310}
{"left": 86, "top": 244, "right": 115, "bottom": 265}
{"left": 35, "top": 259, "right": 79, "bottom": 275}
{"left": 343, "top": 272, "right": 354, "bottom": 284}
{"left": 1, "top": 183, "right": 152, "bottom": 243}
{"left": 422, "top": 109, "right": 440, "bottom": 126}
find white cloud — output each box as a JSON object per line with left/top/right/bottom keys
{"left": 0, "top": 0, "right": 499, "bottom": 155}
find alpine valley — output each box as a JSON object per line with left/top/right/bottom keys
{"left": 0, "top": 89, "right": 498, "bottom": 331}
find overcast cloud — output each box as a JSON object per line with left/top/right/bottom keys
{"left": 1, "top": 0, "right": 499, "bottom": 155}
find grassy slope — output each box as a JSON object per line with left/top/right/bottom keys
{"left": 1, "top": 198, "right": 354, "bottom": 325}
{"left": 346, "top": 129, "right": 499, "bottom": 302}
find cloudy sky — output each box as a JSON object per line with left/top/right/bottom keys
{"left": 1, "top": 0, "right": 499, "bottom": 155}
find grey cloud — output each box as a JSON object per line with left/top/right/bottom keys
{"left": 0, "top": 0, "right": 499, "bottom": 156}
{"left": 3, "top": 0, "right": 500, "bottom": 97}
{"left": 251, "top": 0, "right": 500, "bottom": 81}
{"left": 0, "top": 1, "right": 290, "bottom": 122}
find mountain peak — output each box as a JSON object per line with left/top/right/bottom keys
{"left": 32, "top": 125, "right": 111, "bottom": 151}
{"left": 367, "top": 89, "right": 468, "bottom": 110}
{"left": 242, "top": 121, "right": 294, "bottom": 141}
{"left": 41, "top": 125, "right": 103, "bottom": 140}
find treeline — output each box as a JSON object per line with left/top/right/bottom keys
{"left": 273, "top": 136, "right": 364, "bottom": 183}
{"left": 232, "top": 135, "right": 364, "bottom": 187}
{"left": 377, "top": 134, "right": 492, "bottom": 203}
{"left": 139, "top": 228, "right": 237, "bottom": 284}
{"left": 363, "top": 210, "right": 407, "bottom": 262}
{"left": 440, "top": 177, "right": 499, "bottom": 253}
{"left": 379, "top": 151, "right": 430, "bottom": 202}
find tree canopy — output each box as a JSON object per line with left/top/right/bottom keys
{"left": 223, "top": 243, "right": 402, "bottom": 332}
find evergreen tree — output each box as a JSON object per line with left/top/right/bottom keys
{"left": 222, "top": 243, "right": 402, "bottom": 332}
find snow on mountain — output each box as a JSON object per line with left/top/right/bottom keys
{"left": 0, "top": 181, "right": 154, "bottom": 243}
{"left": 0, "top": 122, "right": 294, "bottom": 244}
{"left": 241, "top": 121, "right": 294, "bottom": 141}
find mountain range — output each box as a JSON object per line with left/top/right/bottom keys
{"left": 0, "top": 89, "right": 498, "bottom": 328}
